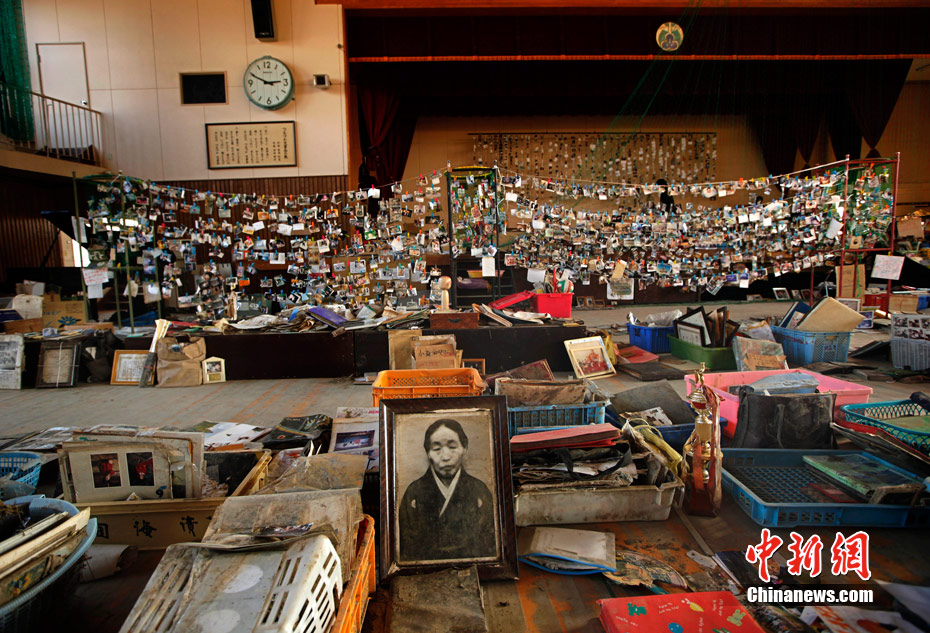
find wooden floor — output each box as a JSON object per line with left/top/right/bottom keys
{"left": 4, "top": 303, "right": 927, "bottom": 632}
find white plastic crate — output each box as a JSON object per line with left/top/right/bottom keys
{"left": 120, "top": 535, "right": 341, "bottom": 633}
{"left": 891, "top": 338, "right": 930, "bottom": 371}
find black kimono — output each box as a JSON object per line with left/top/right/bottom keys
{"left": 398, "top": 468, "right": 496, "bottom": 562}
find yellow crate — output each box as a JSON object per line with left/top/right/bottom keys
{"left": 332, "top": 515, "right": 376, "bottom": 633}
{"left": 371, "top": 368, "right": 486, "bottom": 406}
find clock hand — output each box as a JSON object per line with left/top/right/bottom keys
{"left": 265, "top": 79, "right": 282, "bottom": 85}
{"left": 250, "top": 72, "right": 270, "bottom": 84}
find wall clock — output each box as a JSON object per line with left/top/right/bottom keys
{"left": 243, "top": 55, "right": 294, "bottom": 110}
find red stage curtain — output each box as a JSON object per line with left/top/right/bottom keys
{"left": 357, "top": 80, "right": 418, "bottom": 198}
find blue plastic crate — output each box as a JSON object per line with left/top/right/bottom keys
{"left": 722, "top": 449, "right": 930, "bottom": 528}
{"left": 626, "top": 324, "right": 675, "bottom": 354}
{"left": 0, "top": 452, "right": 42, "bottom": 492}
{"left": 842, "top": 400, "right": 930, "bottom": 454}
{"left": 770, "top": 326, "right": 851, "bottom": 365}
{"left": 508, "top": 400, "right": 607, "bottom": 437}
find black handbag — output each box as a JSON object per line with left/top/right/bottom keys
{"left": 733, "top": 386, "right": 836, "bottom": 449}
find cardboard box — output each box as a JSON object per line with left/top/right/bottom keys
{"left": 414, "top": 341, "right": 457, "bottom": 369}
{"left": 837, "top": 264, "right": 866, "bottom": 299}
{"left": 514, "top": 480, "right": 683, "bottom": 525}
{"left": 889, "top": 295, "right": 920, "bottom": 313}
{"left": 429, "top": 312, "right": 480, "bottom": 329}
{"left": 42, "top": 292, "right": 85, "bottom": 328}
{"left": 2, "top": 318, "right": 43, "bottom": 334}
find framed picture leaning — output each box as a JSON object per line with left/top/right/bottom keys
{"left": 379, "top": 396, "right": 517, "bottom": 581}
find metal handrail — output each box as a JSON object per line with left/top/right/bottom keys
{"left": 0, "top": 81, "right": 105, "bottom": 166}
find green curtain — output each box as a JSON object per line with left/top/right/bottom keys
{"left": 0, "top": 0, "right": 35, "bottom": 142}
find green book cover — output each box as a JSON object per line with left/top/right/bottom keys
{"left": 802, "top": 454, "right": 923, "bottom": 500}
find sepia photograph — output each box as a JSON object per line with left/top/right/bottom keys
{"left": 380, "top": 396, "right": 516, "bottom": 581}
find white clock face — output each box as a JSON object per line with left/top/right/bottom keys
{"left": 244, "top": 56, "right": 294, "bottom": 110}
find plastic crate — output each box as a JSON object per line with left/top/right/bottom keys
{"left": 770, "top": 326, "right": 852, "bottom": 365}
{"left": 508, "top": 400, "right": 607, "bottom": 437}
{"left": 842, "top": 400, "right": 930, "bottom": 454}
{"left": 626, "top": 324, "right": 675, "bottom": 354}
{"left": 684, "top": 369, "right": 873, "bottom": 438}
{"left": 372, "top": 368, "right": 486, "bottom": 406}
{"left": 0, "top": 451, "right": 42, "bottom": 496}
{"left": 722, "top": 449, "right": 930, "bottom": 528}
{"left": 0, "top": 496, "right": 97, "bottom": 633}
{"left": 332, "top": 514, "right": 376, "bottom": 633}
{"left": 531, "top": 293, "right": 573, "bottom": 318}
{"left": 891, "top": 338, "right": 930, "bottom": 371}
{"left": 667, "top": 336, "right": 737, "bottom": 370}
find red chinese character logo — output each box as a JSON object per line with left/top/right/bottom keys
{"left": 830, "top": 531, "right": 871, "bottom": 580}
{"left": 786, "top": 532, "right": 823, "bottom": 577}
{"left": 745, "top": 528, "right": 783, "bottom": 582}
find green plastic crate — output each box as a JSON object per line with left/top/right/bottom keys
{"left": 668, "top": 336, "right": 737, "bottom": 370}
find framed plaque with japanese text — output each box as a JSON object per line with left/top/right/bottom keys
{"left": 205, "top": 121, "right": 297, "bottom": 169}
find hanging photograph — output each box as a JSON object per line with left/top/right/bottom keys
{"left": 205, "top": 121, "right": 297, "bottom": 169}
{"left": 380, "top": 396, "right": 516, "bottom": 581}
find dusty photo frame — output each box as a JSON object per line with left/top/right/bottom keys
{"left": 379, "top": 396, "right": 516, "bottom": 582}
{"left": 564, "top": 336, "right": 616, "bottom": 379}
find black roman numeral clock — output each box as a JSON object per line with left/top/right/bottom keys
{"left": 243, "top": 55, "right": 295, "bottom": 110}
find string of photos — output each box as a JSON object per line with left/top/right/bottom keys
{"left": 472, "top": 132, "right": 717, "bottom": 185}
{"left": 74, "top": 155, "right": 896, "bottom": 321}
{"left": 497, "top": 157, "right": 897, "bottom": 295}
{"left": 76, "top": 170, "right": 455, "bottom": 320}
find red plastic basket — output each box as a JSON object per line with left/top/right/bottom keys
{"left": 531, "top": 293, "right": 573, "bottom": 318}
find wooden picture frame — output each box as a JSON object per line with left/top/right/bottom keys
{"left": 205, "top": 121, "right": 297, "bottom": 169}
{"left": 110, "top": 350, "right": 152, "bottom": 385}
{"left": 564, "top": 336, "right": 616, "bottom": 379}
{"left": 677, "top": 306, "right": 710, "bottom": 344}
{"left": 462, "top": 358, "right": 486, "bottom": 376}
{"left": 202, "top": 357, "right": 226, "bottom": 384}
{"left": 675, "top": 321, "right": 706, "bottom": 347}
{"left": 379, "top": 396, "right": 517, "bottom": 582}
{"left": 36, "top": 340, "right": 82, "bottom": 388}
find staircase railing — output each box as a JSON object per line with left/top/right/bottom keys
{"left": 0, "top": 81, "right": 104, "bottom": 166}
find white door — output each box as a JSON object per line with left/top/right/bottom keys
{"left": 36, "top": 43, "right": 90, "bottom": 151}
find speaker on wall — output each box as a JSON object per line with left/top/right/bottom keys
{"left": 251, "top": 0, "right": 276, "bottom": 40}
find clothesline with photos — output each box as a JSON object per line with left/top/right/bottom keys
{"left": 493, "top": 156, "right": 897, "bottom": 295}
{"left": 74, "top": 155, "right": 896, "bottom": 320}
{"left": 76, "top": 169, "right": 458, "bottom": 319}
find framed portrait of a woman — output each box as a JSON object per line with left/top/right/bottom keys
{"left": 379, "top": 396, "right": 517, "bottom": 581}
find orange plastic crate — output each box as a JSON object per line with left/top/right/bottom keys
{"left": 371, "top": 368, "right": 486, "bottom": 406}
{"left": 332, "top": 514, "right": 376, "bottom": 633}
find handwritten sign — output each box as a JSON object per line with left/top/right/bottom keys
{"left": 206, "top": 122, "right": 297, "bottom": 169}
